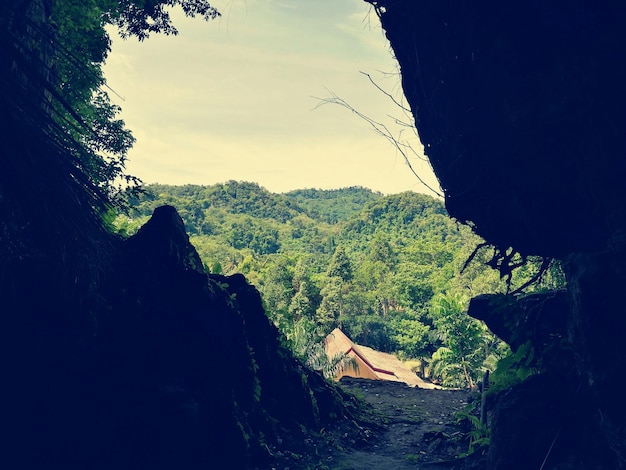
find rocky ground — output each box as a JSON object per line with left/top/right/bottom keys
{"left": 263, "top": 377, "right": 484, "bottom": 470}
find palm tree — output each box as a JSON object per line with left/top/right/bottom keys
{"left": 429, "top": 292, "right": 488, "bottom": 388}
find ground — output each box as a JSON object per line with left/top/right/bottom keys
{"left": 264, "top": 377, "right": 481, "bottom": 470}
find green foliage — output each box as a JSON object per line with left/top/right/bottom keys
{"left": 340, "top": 312, "right": 397, "bottom": 353}
{"left": 429, "top": 292, "right": 502, "bottom": 388}
{"left": 111, "top": 213, "right": 148, "bottom": 236}
{"left": 390, "top": 312, "right": 431, "bottom": 359}
{"left": 226, "top": 218, "right": 280, "bottom": 255}
{"left": 317, "top": 276, "right": 344, "bottom": 329}
{"left": 104, "top": 0, "right": 220, "bottom": 41}
{"left": 276, "top": 317, "right": 356, "bottom": 380}
{"left": 305, "top": 341, "right": 359, "bottom": 381}
{"left": 209, "top": 261, "right": 223, "bottom": 274}
{"left": 113, "top": 183, "right": 560, "bottom": 383}
{"left": 44, "top": 0, "right": 221, "bottom": 210}
{"left": 455, "top": 403, "right": 490, "bottom": 457}
{"left": 326, "top": 245, "right": 353, "bottom": 282}
{"left": 285, "top": 186, "right": 382, "bottom": 224}
{"left": 487, "top": 341, "right": 537, "bottom": 395}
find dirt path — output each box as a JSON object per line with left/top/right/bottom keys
{"left": 327, "top": 378, "right": 473, "bottom": 470}
{"left": 263, "top": 377, "right": 479, "bottom": 470}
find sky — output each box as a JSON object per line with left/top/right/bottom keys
{"left": 102, "top": 0, "right": 441, "bottom": 196}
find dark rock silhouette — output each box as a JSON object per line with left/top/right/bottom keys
{"left": 1, "top": 205, "right": 350, "bottom": 469}
{"left": 369, "top": 0, "right": 626, "bottom": 258}
{"left": 468, "top": 291, "right": 569, "bottom": 363}
{"left": 2, "top": 3, "right": 352, "bottom": 465}
{"left": 369, "top": 0, "right": 626, "bottom": 467}
{"left": 98, "top": 205, "right": 351, "bottom": 468}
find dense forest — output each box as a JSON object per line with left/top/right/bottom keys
{"left": 114, "top": 182, "right": 565, "bottom": 388}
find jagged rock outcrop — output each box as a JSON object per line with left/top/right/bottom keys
{"left": 468, "top": 291, "right": 570, "bottom": 368}
{"left": 368, "top": 0, "right": 626, "bottom": 467}
{"left": 1, "top": 205, "right": 350, "bottom": 469}
{"left": 487, "top": 373, "right": 615, "bottom": 470}
{"left": 97, "top": 205, "right": 349, "bottom": 468}
{"left": 367, "top": 0, "right": 626, "bottom": 258}
{"left": 2, "top": 3, "right": 352, "bottom": 466}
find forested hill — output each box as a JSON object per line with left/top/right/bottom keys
{"left": 115, "top": 181, "right": 454, "bottom": 261}
{"left": 114, "top": 181, "right": 562, "bottom": 388}
{"left": 123, "top": 181, "right": 382, "bottom": 226}
{"left": 120, "top": 180, "right": 442, "bottom": 226}
{"left": 285, "top": 186, "right": 383, "bottom": 224}
{"left": 126, "top": 181, "right": 303, "bottom": 226}
{"left": 116, "top": 182, "right": 386, "bottom": 259}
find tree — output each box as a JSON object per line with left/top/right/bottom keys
{"left": 326, "top": 245, "right": 353, "bottom": 282}
{"left": 292, "top": 258, "right": 309, "bottom": 292}
{"left": 316, "top": 276, "right": 344, "bottom": 330}
{"left": 389, "top": 308, "right": 432, "bottom": 359}
{"left": 209, "top": 261, "right": 222, "bottom": 274}
{"left": 393, "top": 265, "right": 435, "bottom": 310}
{"left": 342, "top": 314, "right": 395, "bottom": 352}
{"left": 227, "top": 220, "right": 255, "bottom": 250}
{"left": 288, "top": 281, "right": 315, "bottom": 321}
{"left": 368, "top": 234, "right": 397, "bottom": 267}
{"left": 48, "top": 0, "right": 220, "bottom": 201}
{"left": 105, "top": 0, "right": 220, "bottom": 41}
{"left": 250, "top": 225, "right": 280, "bottom": 255}
{"left": 258, "top": 257, "right": 294, "bottom": 327}
{"left": 429, "top": 292, "right": 490, "bottom": 388}
{"left": 290, "top": 259, "right": 320, "bottom": 316}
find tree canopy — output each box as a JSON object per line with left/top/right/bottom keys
{"left": 1, "top": 0, "right": 221, "bottom": 319}
{"left": 114, "top": 182, "right": 565, "bottom": 387}
{"left": 3, "top": 0, "right": 220, "bottom": 211}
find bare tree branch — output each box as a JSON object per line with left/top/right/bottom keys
{"left": 312, "top": 90, "right": 443, "bottom": 198}
{"left": 360, "top": 71, "right": 411, "bottom": 113}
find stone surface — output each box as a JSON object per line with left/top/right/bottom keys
{"left": 370, "top": 1, "right": 626, "bottom": 467}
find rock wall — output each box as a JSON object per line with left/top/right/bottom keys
{"left": 369, "top": 0, "right": 626, "bottom": 257}
{"left": 2, "top": 4, "right": 351, "bottom": 465}
{"left": 0, "top": 205, "right": 347, "bottom": 469}
{"left": 368, "top": 0, "right": 626, "bottom": 467}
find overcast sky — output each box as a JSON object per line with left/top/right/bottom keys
{"left": 102, "top": 0, "right": 441, "bottom": 196}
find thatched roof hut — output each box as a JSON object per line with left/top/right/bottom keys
{"left": 324, "top": 328, "right": 439, "bottom": 389}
